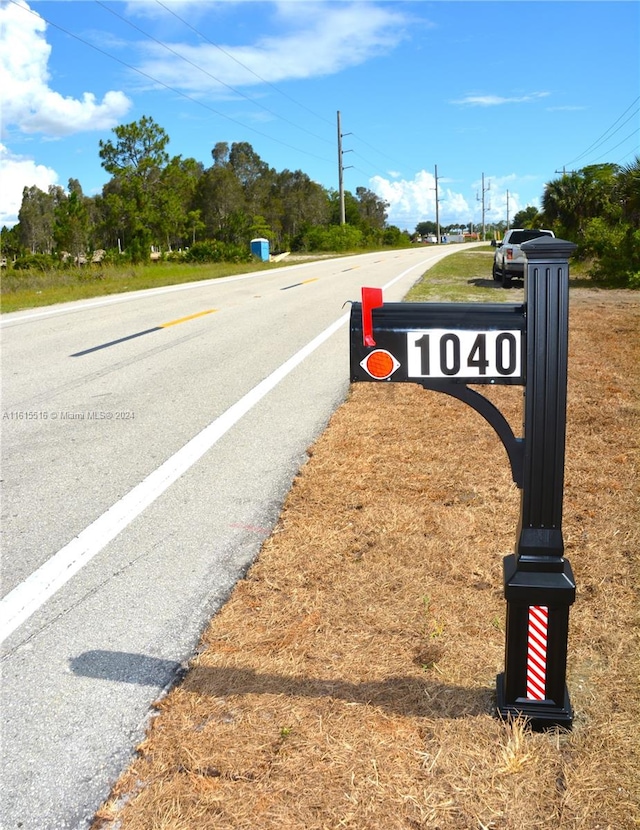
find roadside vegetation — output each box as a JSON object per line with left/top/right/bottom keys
{"left": 516, "top": 159, "right": 640, "bottom": 289}
{"left": 2, "top": 116, "right": 637, "bottom": 311}
{"left": 0, "top": 258, "right": 280, "bottom": 314}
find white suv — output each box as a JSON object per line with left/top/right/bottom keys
{"left": 492, "top": 228, "right": 555, "bottom": 287}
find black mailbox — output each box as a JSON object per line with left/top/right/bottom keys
{"left": 348, "top": 238, "right": 578, "bottom": 730}
{"left": 350, "top": 301, "right": 526, "bottom": 385}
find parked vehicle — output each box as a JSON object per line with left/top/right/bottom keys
{"left": 492, "top": 228, "right": 555, "bottom": 287}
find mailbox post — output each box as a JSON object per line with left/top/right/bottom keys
{"left": 497, "top": 237, "right": 577, "bottom": 728}
{"left": 349, "top": 238, "right": 577, "bottom": 730}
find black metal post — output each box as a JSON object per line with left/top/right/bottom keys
{"left": 496, "top": 237, "right": 578, "bottom": 729}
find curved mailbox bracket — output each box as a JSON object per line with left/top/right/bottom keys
{"left": 350, "top": 297, "right": 526, "bottom": 488}
{"left": 419, "top": 381, "right": 524, "bottom": 488}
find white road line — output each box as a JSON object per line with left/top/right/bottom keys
{"left": 0, "top": 260, "right": 430, "bottom": 644}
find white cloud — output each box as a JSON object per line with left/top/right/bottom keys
{"left": 134, "top": 2, "right": 408, "bottom": 94}
{"left": 0, "top": 0, "right": 132, "bottom": 138}
{"left": 452, "top": 92, "right": 550, "bottom": 107}
{"left": 16, "top": 90, "right": 132, "bottom": 137}
{"left": 370, "top": 170, "right": 473, "bottom": 230}
{"left": 370, "top": 171, "right": 539, "bottom": 230}
{"left": 124, "top": 0, "right": 212, "bottom": 19}
{"left": 0, "top": 144, "right": 58, "bottom": 227}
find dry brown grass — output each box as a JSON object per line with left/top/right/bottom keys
{"left": 93, "top": 290, "right": 639, "bottom": 830}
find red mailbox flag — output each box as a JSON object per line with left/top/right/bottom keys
{"left": 361, "top": 286, "right": 383, "bottom": 346}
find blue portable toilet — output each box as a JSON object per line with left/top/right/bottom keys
{"left": 250, "top": 238, "right": 270, "bottom": 262}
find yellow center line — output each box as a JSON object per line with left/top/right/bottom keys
{"left": 160, "top": 309, "right": 218, "bottom": 328}
{"left": 300, "top": 278, "right": 319, "bottom": 285}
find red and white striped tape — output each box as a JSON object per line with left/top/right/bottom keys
{"left": 526, "top": 605, "right": 549, "bottom": 700}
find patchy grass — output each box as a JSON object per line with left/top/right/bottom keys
{"left": 405, "top": 247, "right": 512, "bottom": 303}
{"left": 405, "top": 246, "right": 599, "bottom": 303}
{"left": 91, "top": 274, "right": 639, "bottom": 828}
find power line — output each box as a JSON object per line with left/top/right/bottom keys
{"left": 150, "top": 1, "right": 407, "bottom": 181}
{"left": 587, "top": 127, "right": 640, "bottom": 164}
{"left": 616, "top": 147, "right": 640, "bottom": 166}
{"left": 10, "top": 0, "right": 422, "bottom": 195}
{"left": 562, "top": 97, "right": 640, "bottom": 168}
{"left": 349, "top": 131, "right": 408, "bottom": 171}
{"left": 10, "top": 0, "right": 442, "bottom": 203}
{"left": 153, "top": 0, "right": 335, "bottom": 129}
{"left": 9, "top": 0, "right": 334, "bottom": 167}
{"left": 96, "top": 1, "right": 333, "bottom": 147}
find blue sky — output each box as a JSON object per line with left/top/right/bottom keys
{"left": 1, "top": 0, "right": 639, "bottom": 231}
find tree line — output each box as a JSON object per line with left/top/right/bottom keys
{"left": 1, "top": 116, "right": 409, "bottom": 269}
{"left": 2, "top": 116, "right": 638, "bottom": 287}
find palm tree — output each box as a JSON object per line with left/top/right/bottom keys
{"left": 542, "top": 164, "right": 620, "bottom": 241}
{"left": 616, "top": 155, "right": 640, "bottom": 227}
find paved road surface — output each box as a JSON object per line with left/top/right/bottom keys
{"left": 1, "top": 246, "right": 470, "bottom": 829}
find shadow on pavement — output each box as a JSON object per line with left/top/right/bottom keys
{"left": 69, "top": 649, "right": 183, "bottom": 687}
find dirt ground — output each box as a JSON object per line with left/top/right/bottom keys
{"left": 93, "top": 289, "right": 639, "bottom": 830}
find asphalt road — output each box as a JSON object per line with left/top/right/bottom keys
{"left": 0, "top": 246, "right": 469, "bottom": 830}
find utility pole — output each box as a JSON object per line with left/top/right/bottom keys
{"left": 434, "top": 165, "right": 441, "bottom": 244}
{"left": 477, "top": 173, "right": 490, "bottom": 241}
{"left": 506, "top": 189, "right": 510, "bottom": 232}
{"left": 337, "top": 111, "right": 353, "bottom": 226}
{"left": 337, "top": 111, "right": 345, "bottom": 225}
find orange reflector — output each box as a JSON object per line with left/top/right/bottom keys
{"left": 360, "top": 349, "right": 400, "bottom": 380}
